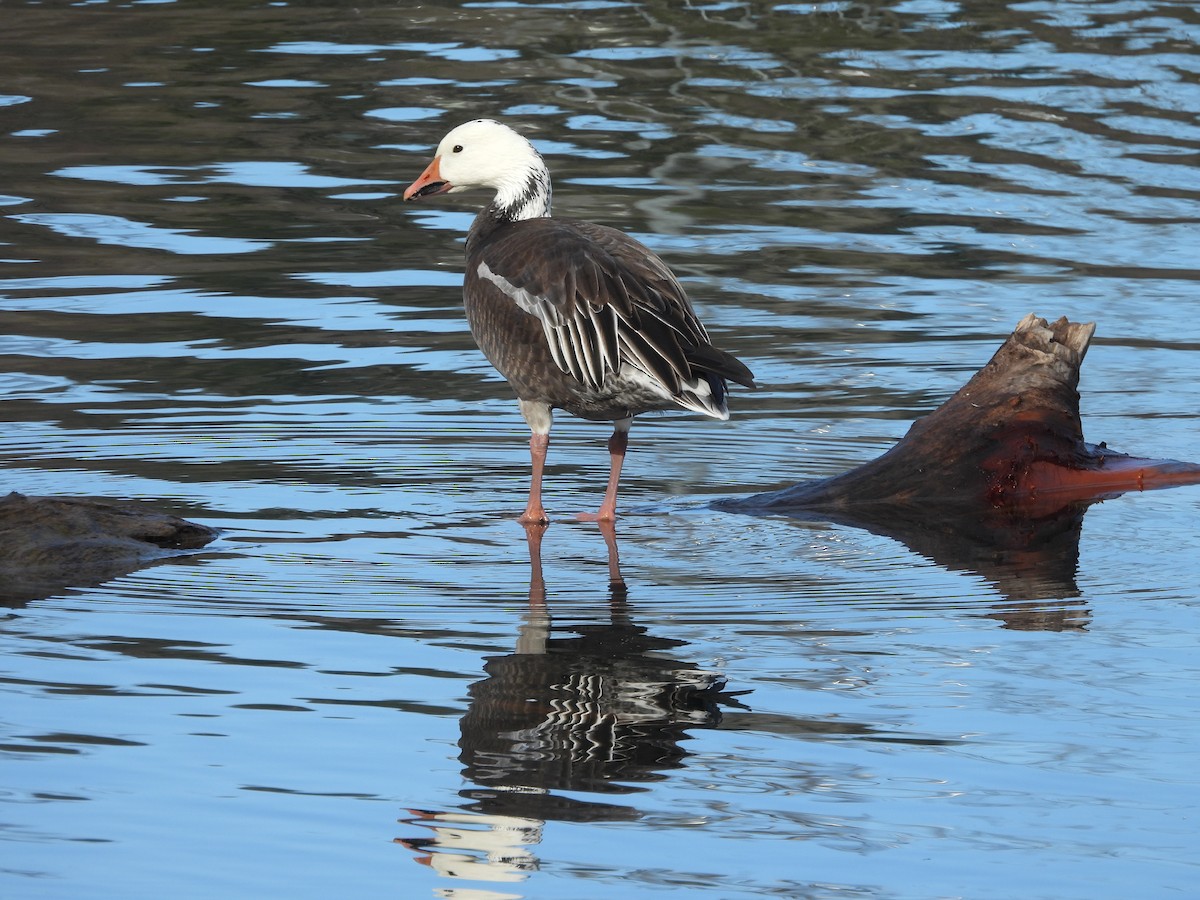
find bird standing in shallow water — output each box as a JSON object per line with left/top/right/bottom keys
{"left": 403, "top": 119, "right": 755, "bottom": 524}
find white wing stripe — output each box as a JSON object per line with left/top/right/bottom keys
{"left": 477, "top": 261, "right": 564, "bottom": 325}
{"left": 479, "top": 260, "right": 619, "bottom": 389}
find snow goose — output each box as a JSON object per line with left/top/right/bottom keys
{"left": 403, "top": 119, "right": 755, "bottom": 523}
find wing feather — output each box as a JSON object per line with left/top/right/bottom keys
{"left": 467, "top": 217, "right": 754, "bottom": 400}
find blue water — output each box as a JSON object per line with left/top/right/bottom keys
{"left": 3, "top": 2, "right": 1200, "bottom": 898}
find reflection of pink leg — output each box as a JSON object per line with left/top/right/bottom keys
{"left": 597, "top": 519, "right": 625, "bottom": 591}
{"left": 519, "top": 432, "right": 550, "bottom": 525}
{"left": 522, "top": 521, "right": 548, "bottom": 609}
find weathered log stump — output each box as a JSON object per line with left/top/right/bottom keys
{"left": 725, "top": 314, "right": 1200, "bottom": 512}
{"left": 720, "top": 314, "right": 1200, "bottom": 606}
{"left": 0, "top": 492, "right": 217, "bottom": 605}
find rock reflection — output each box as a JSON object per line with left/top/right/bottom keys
{"left": 0, "top": 492, "right": 217, "bottom": 606}
{"left": 395, "top": 523, "right": 748, "bottom": 888}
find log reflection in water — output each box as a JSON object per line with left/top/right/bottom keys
{"left": 772, "top": 502, "right": 1094, "bottom": 629}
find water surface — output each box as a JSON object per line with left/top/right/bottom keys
{"left": 3, "top": 2, "right": 1200, "bottom": 898}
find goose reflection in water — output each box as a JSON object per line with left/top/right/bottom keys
{"left": 394, "top": 506, "right": 1099, "bottom": 890}
{"left": 395, "top": 522, "right": 748, "bottom": 890}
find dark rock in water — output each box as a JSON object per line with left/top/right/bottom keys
{"left": 0, "top": 492, "right": 218, "bottom": 605}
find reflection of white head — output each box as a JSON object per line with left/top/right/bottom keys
{"left": 411, "top": 809, "right": 543, "bottom": 886}
{"left": 425, "top": 848, "right": 528, "bottom": 885}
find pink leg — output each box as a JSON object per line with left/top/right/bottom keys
{"left": 596, "top": 428, "right": 628, "bottom": 521}
{"left": 519, "top": 432, "right": 550, "bottom": 524}
{"left": 580, "top": 419, "right": 631, "bottom": 522}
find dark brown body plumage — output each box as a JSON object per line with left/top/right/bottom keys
{"left": 464, "top": 209, "right": 755, "bottom": 422}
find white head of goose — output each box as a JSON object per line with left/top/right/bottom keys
{"left": 404, "top": 119, "right": 755, "bottom": 524}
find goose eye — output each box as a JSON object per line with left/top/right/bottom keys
{"left": 452, "top": 144, "right": 463, "bottom": 153}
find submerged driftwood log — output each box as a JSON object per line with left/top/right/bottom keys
{"left": 0, "top": 492, "right": 217, "bottom": 605}
{"left": 721, "top": 314, "right": 1200, "bottom": 609}
{"left": 726, "top": 314, "right": 1200, "bottom": 511}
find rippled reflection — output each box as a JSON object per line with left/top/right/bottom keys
{"left": 397, "top": 524, "right": 748, "bottom": 889}
{"left": 457, "top": 525, "right": 743, "bottom": 820}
